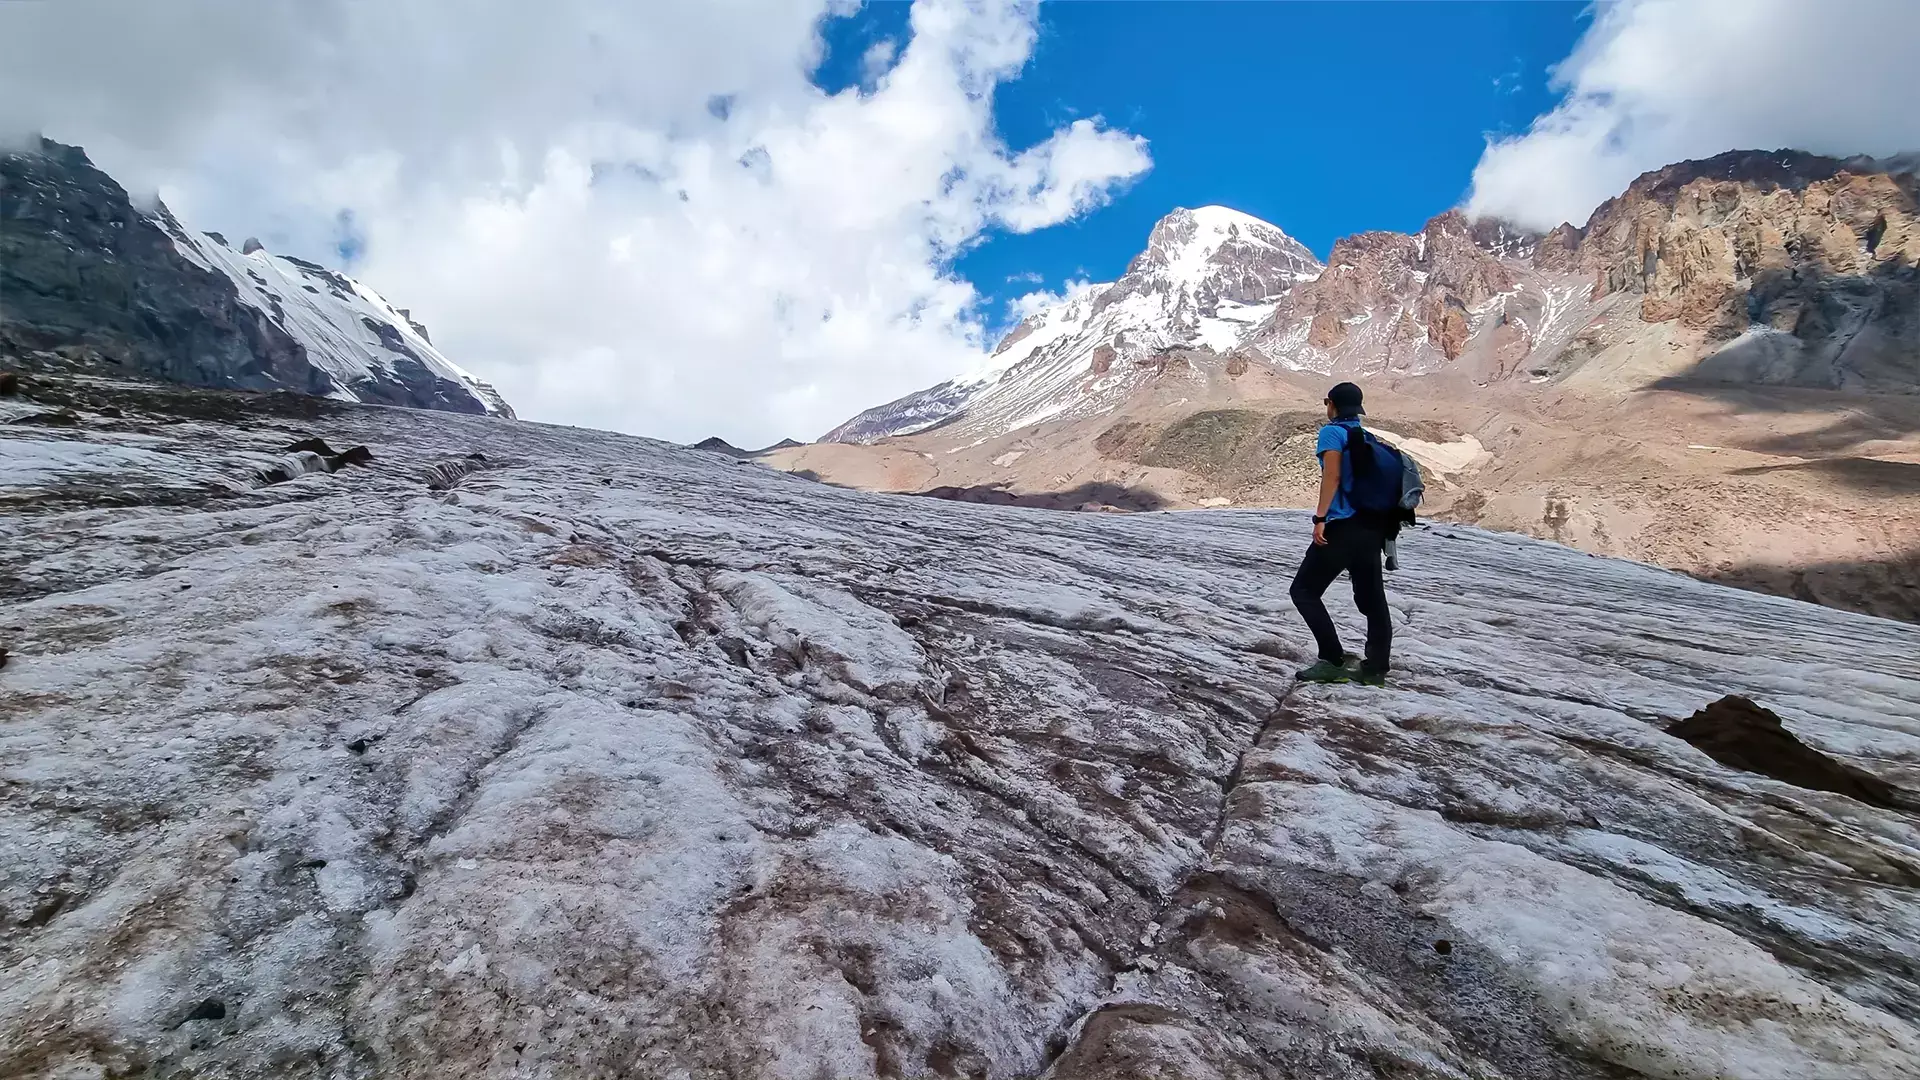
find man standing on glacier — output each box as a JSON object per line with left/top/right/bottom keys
{"left": 1290, "top": 381, "right": 1395, "bottom": 685}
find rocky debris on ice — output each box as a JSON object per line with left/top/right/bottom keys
{"left": 253, "top": 439, "right": 373, "bottom": 487}
{"left": 420, "top": 452, "right": 498, "bottom": 492}
{"left": 7, "top": 409, "right": 81, "bottom": 428}
{"left": 2, "top": 374, "right": 1918, "bottom": 1079}
{"left": 912, "top": 481, "right": 1167, "bottom": 513}
{"left": 1669, "top": 694, "right": 1909, "bottom": 811}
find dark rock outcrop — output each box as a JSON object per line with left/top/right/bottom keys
{"left": 253, "top": 443, "right": 372, "bottom": 486}
{"left": 693, "top": 437, "right": 752, "bottom": 458}
{"left": 692, "top": 436, "right": 808, "bottom": 458}
{"left": 1668, "top": 695, "right": 1904, "bottom": 809}
{"left": 1, "top": 141, "right": 330, "bottom": 395}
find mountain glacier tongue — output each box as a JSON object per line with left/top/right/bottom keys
{"left": 5, "top": 379, "right": 1918, "bottom": 1077}
{"left": 823, "top": 206, "right": 1323, "bottom": 443}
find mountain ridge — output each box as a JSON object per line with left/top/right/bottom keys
{"left": 0, "top": 139, "right": 513, "bottom": 417}
{"left": 825, "top": 148, "right": 1920, "bottom": 445}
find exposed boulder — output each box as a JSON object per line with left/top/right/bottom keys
{"left": 1668, "top": 694, "right": 1904, "bottom": 809}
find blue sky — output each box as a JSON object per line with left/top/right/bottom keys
{"left": 817, "top": 1, "right": 1591, "bottom": 334}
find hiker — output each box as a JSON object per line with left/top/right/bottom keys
{"left": 1290, "top": 381, "right": 1407, "bottom": 686}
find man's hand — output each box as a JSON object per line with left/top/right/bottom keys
{"left": 1313, "top": 520, "right": 1328, "bottom": 546}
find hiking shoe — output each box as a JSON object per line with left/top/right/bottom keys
{"left": 1352, "top": 668, "right": 1388, "bottom": 687}
{"left": 1295, "top": 660, "right": 1354, "bottom": 684}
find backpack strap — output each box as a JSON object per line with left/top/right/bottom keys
{"left": 1345, "top": 425, "right": 1377, "bottom": 476}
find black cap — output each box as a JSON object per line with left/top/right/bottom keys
{"left": 1327, "top": 381, "right": 1364, "bottom": 416}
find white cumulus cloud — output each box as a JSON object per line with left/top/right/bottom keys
{"left": 0, "top": 0, "right": 1149, "bottom": 444}
{"left": 1005, "top": 277, "right": 1099, "bottom": 324}
{"left": 1467, "top": 0, "right": 1920, "bottom": 232}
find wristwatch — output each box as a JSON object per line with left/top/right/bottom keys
{"left": 1311, "top": 515, "right": 1327, "bottom": 523}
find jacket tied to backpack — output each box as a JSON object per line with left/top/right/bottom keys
{"left": 1344, "top": 427, "right": 1424, "bottom": 564}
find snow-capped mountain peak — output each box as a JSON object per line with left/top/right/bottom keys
{"left": 1128, "top": 205, "right": 1321, "bottom": 291}
{"left": 824, "top": 206, "right": 1322, "bottom": 443}
{"left": 1097, "top": 205, "right": 1324, "bottom": 350}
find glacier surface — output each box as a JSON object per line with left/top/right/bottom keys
{"left": 2, "top": 377, "right": 1918, "bottom": 1079}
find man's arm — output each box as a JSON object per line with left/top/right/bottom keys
{"left": 1313, "top": 448, "right": 1341, "bottom": 546}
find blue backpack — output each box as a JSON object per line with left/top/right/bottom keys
{"left": 1345, "top": 426, "right": 1419, "bottom": 526}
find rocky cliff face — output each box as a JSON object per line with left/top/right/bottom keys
{"left": 1250, "top": 152, "right": 1920, "bottom": 393}
{"left": 821, "top": 377, "right": 974, "bottom": 444}
{"left": 1, "top": 142, "right": 321, "bottom": 394}
{"left": 1249, "top": 210, "right": 1581, "bottom": 381}
{"left": 0, "top": 140, "right": 512, "bottom": 417}
{"left": 1563, "top": 150, "right": 1920, "bottom": 392}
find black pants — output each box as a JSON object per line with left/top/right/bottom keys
{"left": 1289, "top": 518, "right": 1392, "bottom": 674}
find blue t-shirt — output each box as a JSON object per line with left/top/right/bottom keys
{"left": 1315, "top": 419, "right": 1364, "bottom": 522}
